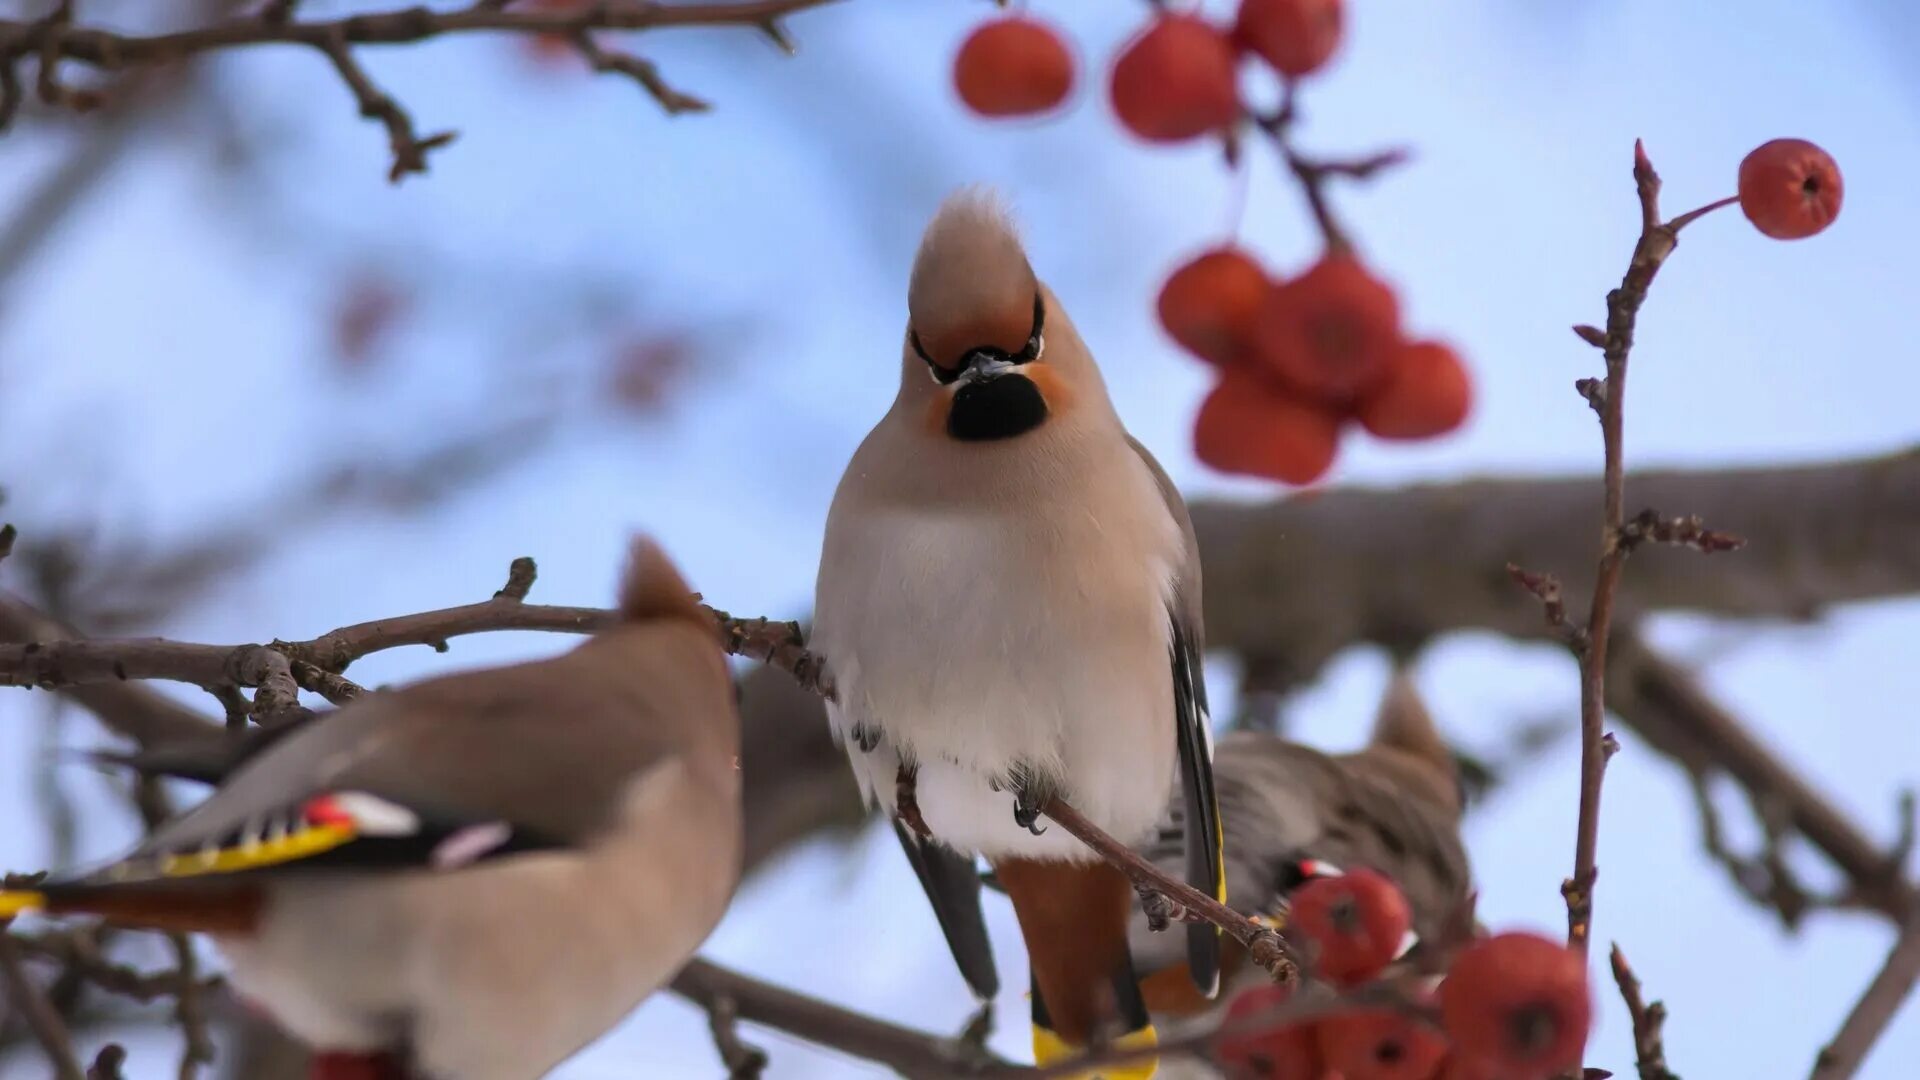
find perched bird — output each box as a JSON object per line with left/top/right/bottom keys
{"left": 1131, "top": 672, "right": 1474, "bottom": 1068}
{"left": 0, "top": 539, "right": 743, "bottom": 1080}
{"left": 812, "top": 190, "right": 1224, "bottom": 1076}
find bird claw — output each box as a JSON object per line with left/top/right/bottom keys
{"left": 1011, "top": 789, "right": 1047, "bottom": 835}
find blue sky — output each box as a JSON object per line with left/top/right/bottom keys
{"left": 1, "top": 0, "right": 1916, "bottom": 1075}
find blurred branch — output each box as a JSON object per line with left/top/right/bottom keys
{"left": 1811, "top": 914, "right": 1920, "bottom": 1080}
{"left": 0, "top": 0, "right": 839, "bottom": 181}
{"left": 672, "top": 957, "right": 1026, "bottom": 1078}
{"left": 1610, "top": 631, "right": 1919, "bottom": 926}
{"left": 0, "top": 929, "right": 85, "bottom": 1080}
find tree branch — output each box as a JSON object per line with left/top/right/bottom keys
{"left": 0, "top": 929, "right": 86, "bottom": 1080}
{"left": 669, "top": 958, "right": 1027, "bottom": 1078}
{"left": 1039, "top": 795, "right": 1296, "bottom": 982}
{"left": 0, "top": 0, "right": 839, "bottom": 181}
{"left": 0, "top": 557, "right": 832, "bottom": 702}
{"left": 1810, "top": 915, "right": 1920, "bottom": 1080}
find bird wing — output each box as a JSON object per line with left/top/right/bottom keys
{"left": 893, "top": 820, "right": 1000, "bottom": 1001}
{"left": 1129, "top": 436, "right": 1225, "bottom": 998}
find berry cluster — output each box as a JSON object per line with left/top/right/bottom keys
{"left": 1218, "top": 868, "right": 1591, "bottom": 1080}
{"left": 1169, "top": 248, "right": 1470, "bottom": 485}
{"left": 948, "top": 4, "right": 1845, "bottom": 490}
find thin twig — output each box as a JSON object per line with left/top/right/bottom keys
{"left": 1248, "top": 91, "right": 1409, "bottom": 254}
{"left": 0, "top": 561, "right": 833, "bottom": 701}
{"left": 670, "top": 957, "right": 1026, "bottom": 1078}
{"left": 0, "top": 0, "right": 838, "bottom": 179}
{"left": 1609, "top": 943, "right": 1677, "bottom": 1080}
{"left": 702, "top": 991, "right": 769, "bottom": 1079}
{"left": 1039, "top": 795, "right": 1297, "bottom": 981}
{"left": 0, "top": 929, "right": 87, "bottom": 1080}
{"left": 1810, "top": 915, "right": 1920, "bottom": 1080}
{"left": 1561, "top": 139, "right": 1727, "bottom": 953}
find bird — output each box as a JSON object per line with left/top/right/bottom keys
{"left": 0, "top": 538, "right": 743, "bottom": 1080}
{"left": 1129, "top": 671, "right": 1475, "bottom": 1067}
{"left": 811, "top": 189, "right": 1225, "bottom": 1077}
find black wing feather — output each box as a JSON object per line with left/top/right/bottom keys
{"left": 893, "top": 819, "right": 999, "bottom": 1000}
{"left": 1172, "top": 616, "right": 1224, "bottom": 997}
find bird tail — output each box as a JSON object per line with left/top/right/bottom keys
{"left": 993, "top": 858, "right": 1158, "bottom": 1079}
{"left": 616, "top": 536, "right": 705, "bottom": 625}
{"left": 0, "top": 890, "right": 45, "bottom": 919}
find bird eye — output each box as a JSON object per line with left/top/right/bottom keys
{"left": 910, "top": 330, "right": 963, "bottom": 385}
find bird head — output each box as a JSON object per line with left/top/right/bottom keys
{"left": 899, "top": 189, "right": 1100, "bottom": 443}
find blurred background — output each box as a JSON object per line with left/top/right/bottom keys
{"left": 1, "top": 0, "right": 1917, "bottom": 1076}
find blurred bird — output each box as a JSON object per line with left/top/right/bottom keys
{"left": 1130, "top": 672, "right": 1474, "bottom": 1070}
{"left": 0, "top": 539, "right": 743, "bottom": 1080}
{"left": 812, "top": 189, "right": 1225, "bottom": 1077}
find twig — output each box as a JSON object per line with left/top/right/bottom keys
{"left": 0, "top": 560, "right": 834, "bottom": 701}
{"left": 164, "top": 933, "right": 213, "bottom": 1080}
{"left": 12, "top": 928, "right": 221, "bottom": 1005}
{"left": 702, "top": 991, "right": 769, "bottom": 1079}
{"left": 0, "top": 0, "right": 838, "bottom": 180}
{"left": 670, "top": 957, "right": 1026, "bottom": 1078}
{"left": 1609, "top": 943, "right": 1677, "bottom": 1080}
{"left": 1039, "top": 795, "right": 1297, "bottom": 981}
{"left": 1810, "top": 915, "right": 1920, "bottom": 1080}
{"left": 1616, "top": 510, "right": 1744, "bottom": 555}
{"left": 0, "top": 524, "right": 15, "bottom": 564}
{"left": 1506, "top": 563, "right": 1587, "bottom": 652}
{"left": 1248, "top": 85, "right": 1410, "bottom": 254}
{"left": 0, "top": 928, "right": 86, "bottom": 1080}
{"left": 1558, "top": 140, "right": 1729, "bottom": 953}
{"left": 86, "top": 1045, "right": 127, "bottom": 1080}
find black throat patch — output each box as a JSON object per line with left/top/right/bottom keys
{"left": 947, "top": 373, "right": 1049, "bottom": 441}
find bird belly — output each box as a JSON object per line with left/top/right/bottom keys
{"left": 818, "top": 509, "right": 1180, "bottom": 862}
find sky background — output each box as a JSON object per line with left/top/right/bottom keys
{"left": 1, "top": 0, "right": 1917, "bottom": 1076}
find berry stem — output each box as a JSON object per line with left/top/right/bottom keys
{"left": 1665, "top": 194, "right": 1739, "bottom": 233}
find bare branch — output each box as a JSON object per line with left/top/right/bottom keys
{"left": 0, "top": 930, "right": 86, "bottom": 1080}
{"left": 1039, "top": 796, "right": 1298, "bottom": 982}
{"left": 1811, "top": 916, "right": 1920, "bottom": 1080}
{"left": 0, "top": 563, "right": 831, "bottom": 706}
{"left": 701, "top": 990, "right": 769, "bottom": 1079}
{"left": 0, "top": 0, "right": 839, "bottom": 180}
{"left": 669, "top": 957, "right": 1027, "bottom": 1078}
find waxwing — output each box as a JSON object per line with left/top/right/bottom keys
{"left": 812, "top": 189, "right": 1225, "bottom": 1078}
{"left": 0, "top": 539, "right": 743, "bottom": 1080}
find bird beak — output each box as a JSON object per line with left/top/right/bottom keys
{"left": 954, "top": 350, "right": 1017, "bottom": 388}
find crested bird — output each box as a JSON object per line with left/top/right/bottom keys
{"left": 1130, "top": 671, "right": 1475, "bottom": 1075}
{"left": 0, "top": 539, "right": 743, "bottom": 1080}
{"left": 812, "top": 190, "right": 1225, "bottom": 1077}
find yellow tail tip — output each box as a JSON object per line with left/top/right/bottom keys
{"left": 1032, "top": 1024, "right": 1158, "bottom": 1080}
{"left": 0, "top": 891, "right": 47, "bottom": 918}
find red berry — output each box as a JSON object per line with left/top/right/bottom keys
{"left": 1438, "top": 932, "right": 1591, "bottom": 1079}
{"left": 1158, "top": 247, "right": 1270, "bottom": 367}
{"left": 953, "top": 17, "right": 1075, "bottom": 118}
{"left": 1356, "top": 340, "right": 1472, "bottom": 440}
{"left": 1217, "top": 985, "right": 1321, "bottom": 1079}
{"left": 1289, "top": 868, "right": 1413, "bottom": 985}
{"left": 1737, "top": 138, "right": 1842, "bottom": 240}
{"left": 1317, "top": 1007, "right": 1449, "bottom": 1080}
{"left": 1110, "top": 15, "right": 1241, "bottom": 143}
{"left": 1255, "top": 254, "right": 1403, "bottom": 403}
{"left": 1234, "top": 0, "right": 1344, "bottom": 78}
{"left": 1194, "top": 370, "right": 1343, "bottom": 485}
